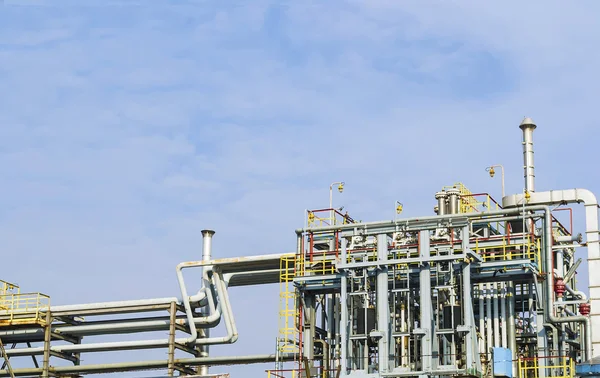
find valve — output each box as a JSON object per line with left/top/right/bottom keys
{"left": 580, "top": 303, "right": 591, "bottom": 316}
{"left": 554, "top": 278, "right": 566, "bottom": 297}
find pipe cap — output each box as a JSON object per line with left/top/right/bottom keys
{"left": 519, "top": 117, "right": 537, "bottom": 130}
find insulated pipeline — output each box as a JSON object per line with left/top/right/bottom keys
{"left": 4, "top": 270, "right": 237, "bottom": 358}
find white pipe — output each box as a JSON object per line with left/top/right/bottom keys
{"left": 486, "top": 284, "right": 492, "bottom": 358}
{"left": 500, "top": 283, "right": 507, "bottom": 348}
{"left": 49, "top": 295, "right": 205, "bottom": 314}
{"left": 519, "top": 117, "right": 536, "bottom": 192}
{"left": 493, "top": 284, "right": 500, "bottom": 348}
{"left": 200, "top": 229, "right": 214, "bottom": 376}
{"left": 5, "top": 271, "right": 238, "bottom": 358}
{"left": 507, "top": 283, "right": 517, "bottom": 377}
{"left": 176, "top": 267, "right": 220, "bottom": 346}
{"left": 556, "top": 249, "right": 565, "bottom": 278}
{"left": 566, "top": 284, "right": 587, "bottom": 300}
{"left": 503, "top": 189, "right": 599, "bottom": 356}
{"left": 556, "top": 233, "right": 583, "bottom": 243}
{"left": 478, "top": 284, "right": 485, "bottom": 356}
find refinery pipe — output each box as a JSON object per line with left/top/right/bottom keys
{"left": 4, "top": 270, "right": 238, "bottom": 358}
{"left": 0, "top": 353, "right": 297, "bottom": 377}
{"left": 49, "top": 291, "right": 208, "bottom": 316}
{"left": 294, "top": 206, "right": 562, "bottom": 235}
{"left": 503, "top": 189, "right": 599, "bottom": 357}
{"left": 536, "top": 205, "right": 593, "bottom": 359}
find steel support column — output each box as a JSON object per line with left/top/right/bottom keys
{"left": 461, "top": 226, "right": 476, "bottom": 372}
{"left": 340, "top": 238, "right": 348, "bottom": 376}
{"left": 42, "top": 311, "right": 51, "bottom": 378}
{"left": 377, "top": 233, "right": 390, "bottom": 373}
{"left": 168, "top": 301, "right": 176, "bottom": 376}
{"left": 417, "top": 230, "right": 432, "bottom": 373}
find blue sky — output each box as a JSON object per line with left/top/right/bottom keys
{"left": 1, "top": 0, "right": 600, "bottom": 376}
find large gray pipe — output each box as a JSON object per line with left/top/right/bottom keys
{"left": 435, "top": 191, "right": 448, "bottom": 215}
{"left": 200, "top": 229, "right": 215, "bottom": 376}
{"left": 519, "top": 117, "right": 537, "bottom": 193}
{"left": 447, "top": 188, "right": 460, "bottom": 214}
{"left": 202, "top": 229, "right": 215, "bottom": 262}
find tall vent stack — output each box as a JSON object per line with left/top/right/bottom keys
{"left": 519, "top": 117, "right": 537, "bottom": 192}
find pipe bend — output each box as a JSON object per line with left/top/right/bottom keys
{"left": 189, "top": 287, "right": 208, "bottom": 307}
{"left": 177, "top": 264, "right": 221, "bottom": 345}
{"left": 193, "top": 268, "right": 238, "bottom": 345}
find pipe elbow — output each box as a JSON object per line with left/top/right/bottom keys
{"left": 575, "top": 188, "right": 598, "bottom": 207}
{"left": 189, "top": 288, "right": 208, "bottom": 306}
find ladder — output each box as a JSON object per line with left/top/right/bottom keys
{"left": 0, "top": 336, "right": 15, "bottom": 378}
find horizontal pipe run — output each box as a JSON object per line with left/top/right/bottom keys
{"left": 49, "top": 291, "right": 207, "bottom": 317}
{"left": 0, "top": 353, "right": 297, "bottom": 377}
{"left": 5, "top": 271, "right": 236, "bottom": 357}
{"left": 0, "top": 314, "right": 219, "bottom": 341}
{"left": 295, "top": 207, "right": 546, "bottom": 235}
{"left": 49, "top": 297, "right": 182, "bottom": 313}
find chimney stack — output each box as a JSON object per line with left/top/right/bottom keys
{"left": 519, "top": 117, "right": 537, "bottom": 193}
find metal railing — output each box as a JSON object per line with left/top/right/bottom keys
{"left": 0, "top": 292, "right": 50, "bottom": 326}
{"left": 472, "top": 234, "right": 541, "bottom": 263}
{"left": 307, "top": 209, "right": 355, "bottom": 228}
{"left": 518, "top": 356, "right": 574, "bottom": 378}
{"left": 297, "top": 251, "right": 336, "bottom": 277}
{"left": 266, "top": 364, "right": 338, "bottom": 378}
{"left": 0, "top": 281, "right": 18, "bottom": 299}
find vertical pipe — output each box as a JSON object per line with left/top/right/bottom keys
{"left": 419, "top": 231, "right": 433, "bottom": 372}
{"left": 462, "top": 227, "right": 474, "bottom": 370}
{"left": 493, "top": 284, "right": 500, "bottom": 348}
{"left": 327, "top": 234, "right": 336, "bottom": 370}
{"left": 334, "top": 295, "right": 340, "bottom": 371}
{"left": 501, "top": 283, "right": 507, "bottom": 348}
{"left": 401, "top": 302, "right": 407, "bottom": 367}
{"left": 519, "top": 117, "right": 537, "bottom": 193}
{"left": 435, "top": 191, "right": 448, "bottom": 215}
{"left": 305, "top": 296, "right": 316, "bottom": 362}
{"left": 486, "top": 284, "right": 492, "bottom": 360}
{"left": 377, "top": 233, "right": 390, "bottom": 373}
{"left": 199, "top": 229, "right": 215, "bottom": 377}
{"left": 340, "top": 239, "right": 348, "bottom": 374}
{"left": 42, "top": 311, "right": 51, "bottom": 378}
{"left": 507, "top": 283, "right": 517, "bottom": 377}
{"left": 556, "top": 249, "right": 564, "bottom": 278}
{"left": 167, "top": 301, "right": 176, "bottom": 376}
{"left": 447, "top": 188, "right": 460, "bottom": 215}
{"left": 479, "top": 284, "right": 485, "bottom": 356}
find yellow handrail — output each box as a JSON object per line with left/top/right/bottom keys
{"left": 518, "top": 356, "right": 574, "bottom": 378}
{"left": 0, "top": 292, "right": 50, "bottom": 326}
